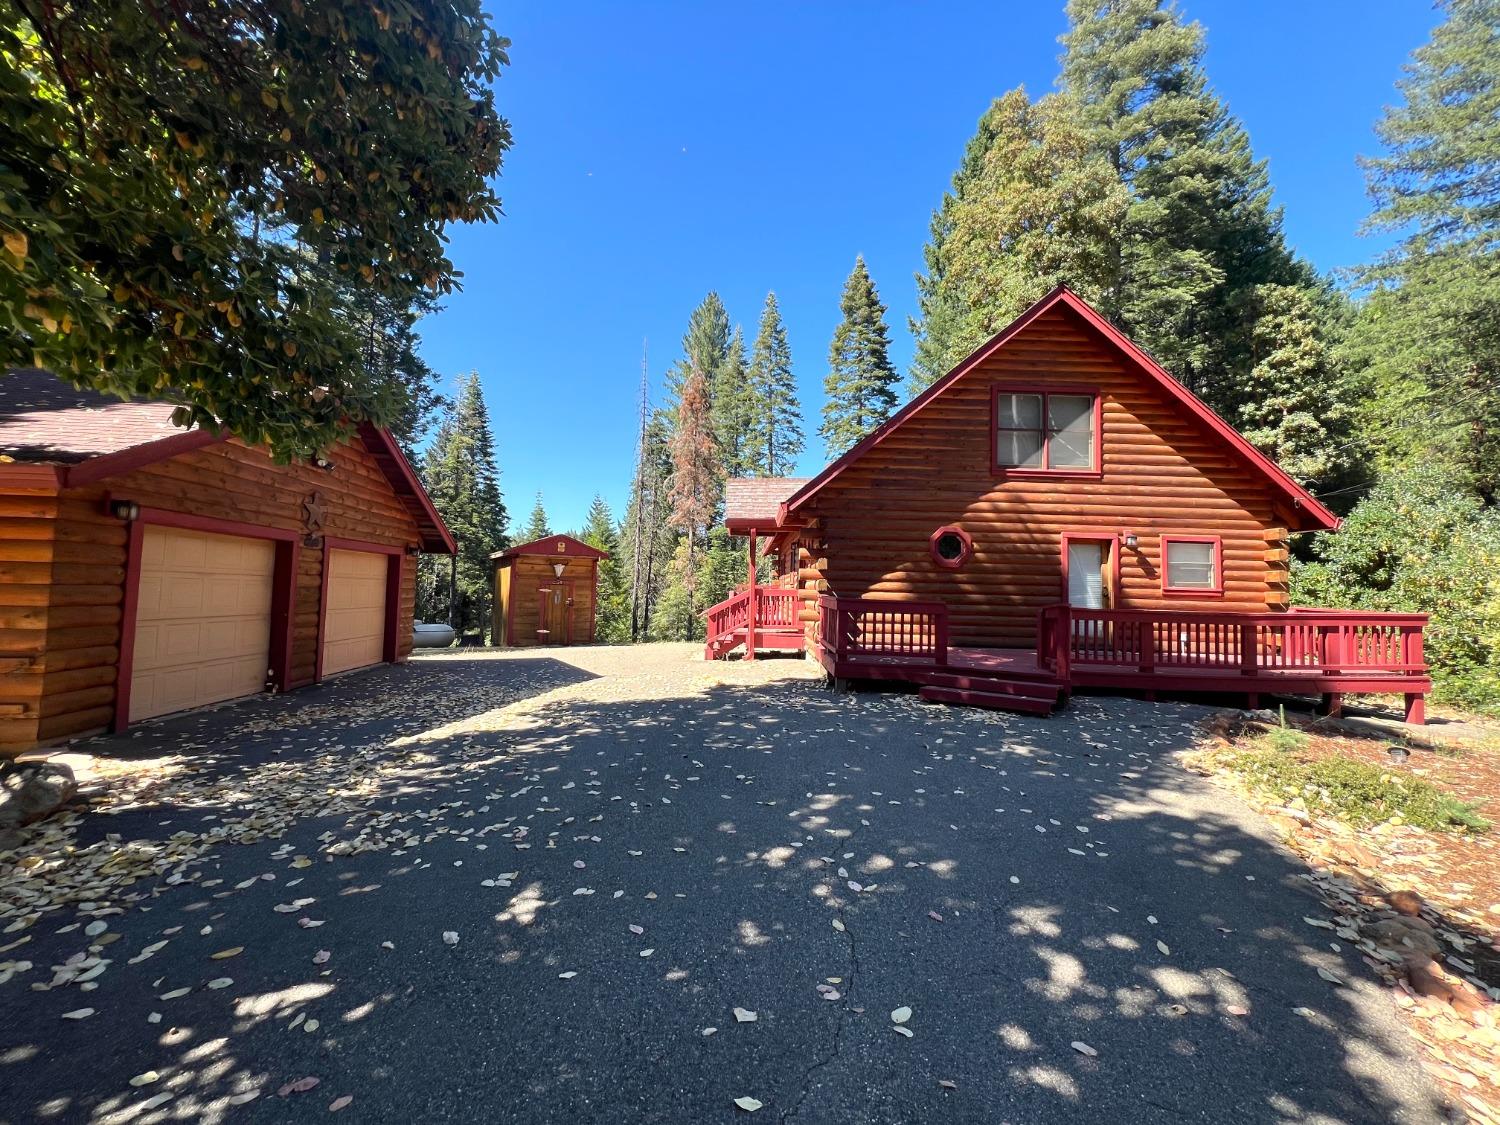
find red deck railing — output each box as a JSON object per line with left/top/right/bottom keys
{"left": 704, "top": 586, "right": 805, "bottom": 652}
{"left": 818, "top": 595, "right": 949, "bottom": 667}
{"left": 1036, "top": 604, "right": 1428, "bottom": 679}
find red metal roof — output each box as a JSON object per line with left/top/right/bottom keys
{"left": 493, "top": 533, "right": 610, "bottom": 561}
{"left": 724, "top": 477, "right": 811, "bottom": 530}
{"left": 0, "top": 368, "right": 457, "bottom": 553}
{"left": 779, "top": 287, "right": 1340, "bottom": 533}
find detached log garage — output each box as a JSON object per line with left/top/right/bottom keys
{"left": 491, "top": 535, "right": 608, "bottom": 647}
{"left": 0, "top": 369, "right": 455, "bottom": 756}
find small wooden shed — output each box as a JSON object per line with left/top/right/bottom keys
{"left": 490, "top": 534, "right": 607, "bottom": 647}
{"left": 0, "top": 369, "right": 455, "bottom": 755}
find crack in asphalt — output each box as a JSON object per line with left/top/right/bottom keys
{"left": 781, "top": 810, "right": 870, "bottom": 1123}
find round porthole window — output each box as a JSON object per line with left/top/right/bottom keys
{"left": 929, "top": 525, "right": 973, "bottom": 570}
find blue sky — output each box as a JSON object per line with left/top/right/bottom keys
{"left": 419, "top": 0, "right": 1438, "bottom": 535}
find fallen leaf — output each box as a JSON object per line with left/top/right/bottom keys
{"left": 1071, "top": 1040, "right": 1098, "bottom": 1057}
{"left": 278, "top": 1076, "right": 321, "bottom": 1097}
{"left": 938, "top": 1079, "right": 957, "bottom": 1090}
{"left": 211, "top": 947, "right": 243, "bottom": 960}
{"left": 558, "top": 971, "right": 578, "bottom": 979}
{"left": 1156, "top": 941, "right": 1171, "bottom": 956}
{"left": 831, "top": 919, "right": 845, "bottom": 932}
{"left": 207, "top": 977, "right": 233, "bottom": 989}
{"left": 313, "top": 950, "right": 331, "bottom": 965}
{"left": 61, "top": 1008, "right": 94, "bottom": 1020}
{"left": 442, "top": 931, "right": 459, "bottom": 946}
{"left": 639, "top": 948, "right": 654, "bottom": 958}
{"left": 734, "top": 1096, "right": 763, "bottom": 1112}
{"left": 891, "top": 1006, "right": 912, "bottom": 1024}
{"left": 329, "top": 1095, "right": 353, "bottom": 1112}
{"left": 733, "top": 1007, "right": 758, "bottom": 1023}
{"left": 892, "top": 1025, "right": 914, "bottom": 1038}
{"left": 227, "top": 1090, "right": 260, "bottom": 1105}
{"left": 130, "top": 1071, "right": 160, "bottom": 1087}
{"left": 1317, "top": 967, "right": 1345, "bottom": 986}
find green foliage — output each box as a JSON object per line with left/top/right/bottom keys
{"left": 345, "top": 286, "right": 449, "bottom": 459}
{"left": 418, "top": 373, "right": 507, "bottom": 634}
{"left": 1235, "top": 284, "right": 1354, "bottom": 488}
{"left": 523, "top": 493, "right": 551, "bottom": 542}
{"left": 0, "top": 0, "right": 510, "bottom": 459}
{"left": 696, "top": 527, "right": 748, "bottom": 622}
{"left": 746, "top": 293, "right": 803, "bottom": 476}
{"left": 910, "top": 88, "right": 1125, "bottom": 390}
{"left": 821, "top": 257, "right": 900, "bottom": 457}
{"left": 622, "top": 407, "right": 676, "bottom": 642}
{"left": 1292, "top": 467, "right": 1500, "bottom": 712}
{"left": 1345, "top": 0, "right": 1500, "bottom": 497}
{"left": 1223, "top": 746, "right": 1490, "bottom": 832}
{"left": 1060, "top": 0, "right": 1314, "bottom": 412}
{"left": 582, "top": 495, "right": 629, "bottom": 644}
{"left": 1257, "top": 725, "right": 1310, "bottom": 755}
{"left": 716, "top": 327, "right": 757, "bottom": 478}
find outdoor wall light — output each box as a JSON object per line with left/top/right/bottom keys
{"left": 1123, "top": 530, "right": 1139, "bottom": 550}
{"left": 109, "top": 499, "right": 140, "bottom": 521}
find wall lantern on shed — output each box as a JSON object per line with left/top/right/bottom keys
{"left": 108, "top": 499, "right": 140, "bottom": 522}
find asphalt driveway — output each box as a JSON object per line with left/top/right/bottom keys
{"left": 0, "top": 645, "right": 1446, "bottom": 1123}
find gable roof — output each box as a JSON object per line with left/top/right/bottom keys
{"left": 724, "top": 476, "right": 811, "bottom": 531}
{"left": 0, "top": 368, "right": 457, "bottom": 553}
{"left": 492, "top": 533, "right": 609, "bottom": 561}
{"left": 779, "top": 287, "right": 1339, "bottom": 533}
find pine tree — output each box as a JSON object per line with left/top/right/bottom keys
{"left": 623, "top": 408, "right": 678, "bottom": 642}
{"left": 581, "top": 494, "right": 629, "bottom": 643}
{"left": 822, "top": 257, "right": 900, "bottom": 457}
{"left": 1059, "top": 0, "right": 1313, "bottom": 410}
{"left": 343, "top": 286, "right": 449, "bottom": 458}
{"left": 908, "top": 89, "right": 1126, "bottom": 390}
{"left": 665, "top": 361, "right": 718, "bottom": 638}
{"left": 418, "top": 372, "right": 507, "bottom": 635}
{"left": 746, "top": 292, "right": 804, "bottom": 476}
{"left": 715, "top": 327, "right": 756, "bottom": 477}
{"left": 1235, "top": 284, "right": 1353, "bottom": 487}
{"left": 523, "top": 493, "right": 551, "bottom": 541}
{"left": 1346, "top": 0, "right": 1500, "bottom": 497}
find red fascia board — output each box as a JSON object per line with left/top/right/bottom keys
{"left": 357, "top": 423, "right": 456, "bottom": 556}
{"left": 495, "top": 533, "right": 610, "bottom": 560}
{"left": 781, "top": 286, "right": 1340, "bottom": 533}
{"left": 64, "top": 429, "right": 226, "bottom": 487}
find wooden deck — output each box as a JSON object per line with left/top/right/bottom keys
{"left": 703, "top": 585, "right": 806, "bottom": 660}
{"left": 811, "top": 596, "right": 1431, "bottom": 723}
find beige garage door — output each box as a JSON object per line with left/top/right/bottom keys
{"left": 321, "top": 549, "right": 388, "bottom": 676}
{"left": 130, "top": 526, "right": 275, "bottom": 722}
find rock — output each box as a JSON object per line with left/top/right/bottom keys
{"left": 0, "top": 761, "right": 78, "bottom": 829}
{"left": 1387, "top": 889, "right": 1425, "bottom": 917}
{"left": 1329, "top": 840, "right": 1378, "bottom": 868}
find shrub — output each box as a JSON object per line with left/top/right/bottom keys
{"left": 1292, "top": 466, "right": 1500, "bottom": 713}
{"left": 1224, "top": 747, "right": 1489, "bottom": 832}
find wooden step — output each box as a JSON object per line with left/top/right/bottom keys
{"left": 910, "top": 671, "right": 1061, "bottom": 700}
{"left": 918, "top": 684, "right": 1058, "bottom": 716}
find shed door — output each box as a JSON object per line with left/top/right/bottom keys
{"left": 130, "top": 526, "right": 275, "bottom": 722}
{"left": 322, "top": 549, "right": 389, "bottom": 676}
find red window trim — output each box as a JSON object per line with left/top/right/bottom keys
{"left": 929, "top": 525, "right": 973, "bottom": 570}
{"left": 315, "top": 537, "right": 406, "bottom": 683}
{"left": 1160, "top": 535, "right": 1225, "bottom": 597}
{"left": 111, "top": 504, "right": 301, "bottom": 735}
{"left": 990, "top": 385, "right": 1103, "bottom": 479}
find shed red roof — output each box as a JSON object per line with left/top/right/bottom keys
{"left": 493, "top": 533, "right": 609, "bottom": 561}
{"left": 724, "top": 477, "right": 811, "bottom": 530}
{"left": 0, "top": 368, "right": 456, "bottom": 553}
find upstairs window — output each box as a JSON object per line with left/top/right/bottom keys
{"left": 1162, "top": 537, "right": 1222, "bottom": 595}
{"left": 993, "top": 390, "right": 1097, "bottom": 473}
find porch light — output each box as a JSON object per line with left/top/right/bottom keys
{"left": 109, "top": 499, "right": 140, "bottom": 521}
{"left": 552, "top": 560, "right": 567, "bottom": 579}
{"left": 1123, "top": 530, "right": 1139, "bottom": 551}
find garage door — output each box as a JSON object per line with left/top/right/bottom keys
{"left": 321, "top": 549, "right": 388, "bottom": 676}
{"left": 130, "top": 526, "right": 275, "bottom": 722}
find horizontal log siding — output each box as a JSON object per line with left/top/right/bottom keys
{"left": 1, "top": 437, "right": 421, "bottom": 755}
{"left": 504, "top": 557, "right": 598, "bottom": 646}
{"left": 805, "top": 307, "right": 1288, "bottom": 649}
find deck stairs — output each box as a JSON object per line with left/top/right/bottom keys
{"left": 909, "top": 667, "right": 1064, "bottom": 717}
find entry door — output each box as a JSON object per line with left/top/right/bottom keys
{"left": 130, "top": 526, "right": 275, "bottom": 722}
{"left": 537, "top": 581, "right": 572, "bottom": 645}
{"left": 1067, "top": 540, "right": 1111, "bottom": 644}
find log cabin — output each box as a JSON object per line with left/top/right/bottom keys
{"left": 707, "top": 287, "right": 1431, "bottom": 722}
{"left": 0, "top": 369, "right": 455, "bottom": 756}
{"left": 490, "top": 534, "right": 608, "bottom": 647}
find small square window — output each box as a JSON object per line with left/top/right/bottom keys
{"left": 994, "top": 389, "right": 1097, "bottom": 473}
{"left": 1163, "top": 539, "right": 1220, "bottom": 592}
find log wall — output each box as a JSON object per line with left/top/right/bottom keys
{"left": 800, "top": 306, "right": 1295, "bottom": 649}
{"left": 0, "top": 437, "right": 422, "bottom": 755}
{"left": 498, "top": 556, "right": 599, "bottom": 647}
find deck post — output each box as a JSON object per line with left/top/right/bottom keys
{"left": 1319, "top": 692, "right": 1343, "bottom": 719}
{"left": 1404, "top": 693, "right": 1426, "bottom": 725}
{"left": 746, "top": 528, "right": 757, "bottom": 662}
{"left": 1240, "top": 623, "right": 1257, "bottom": 675}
